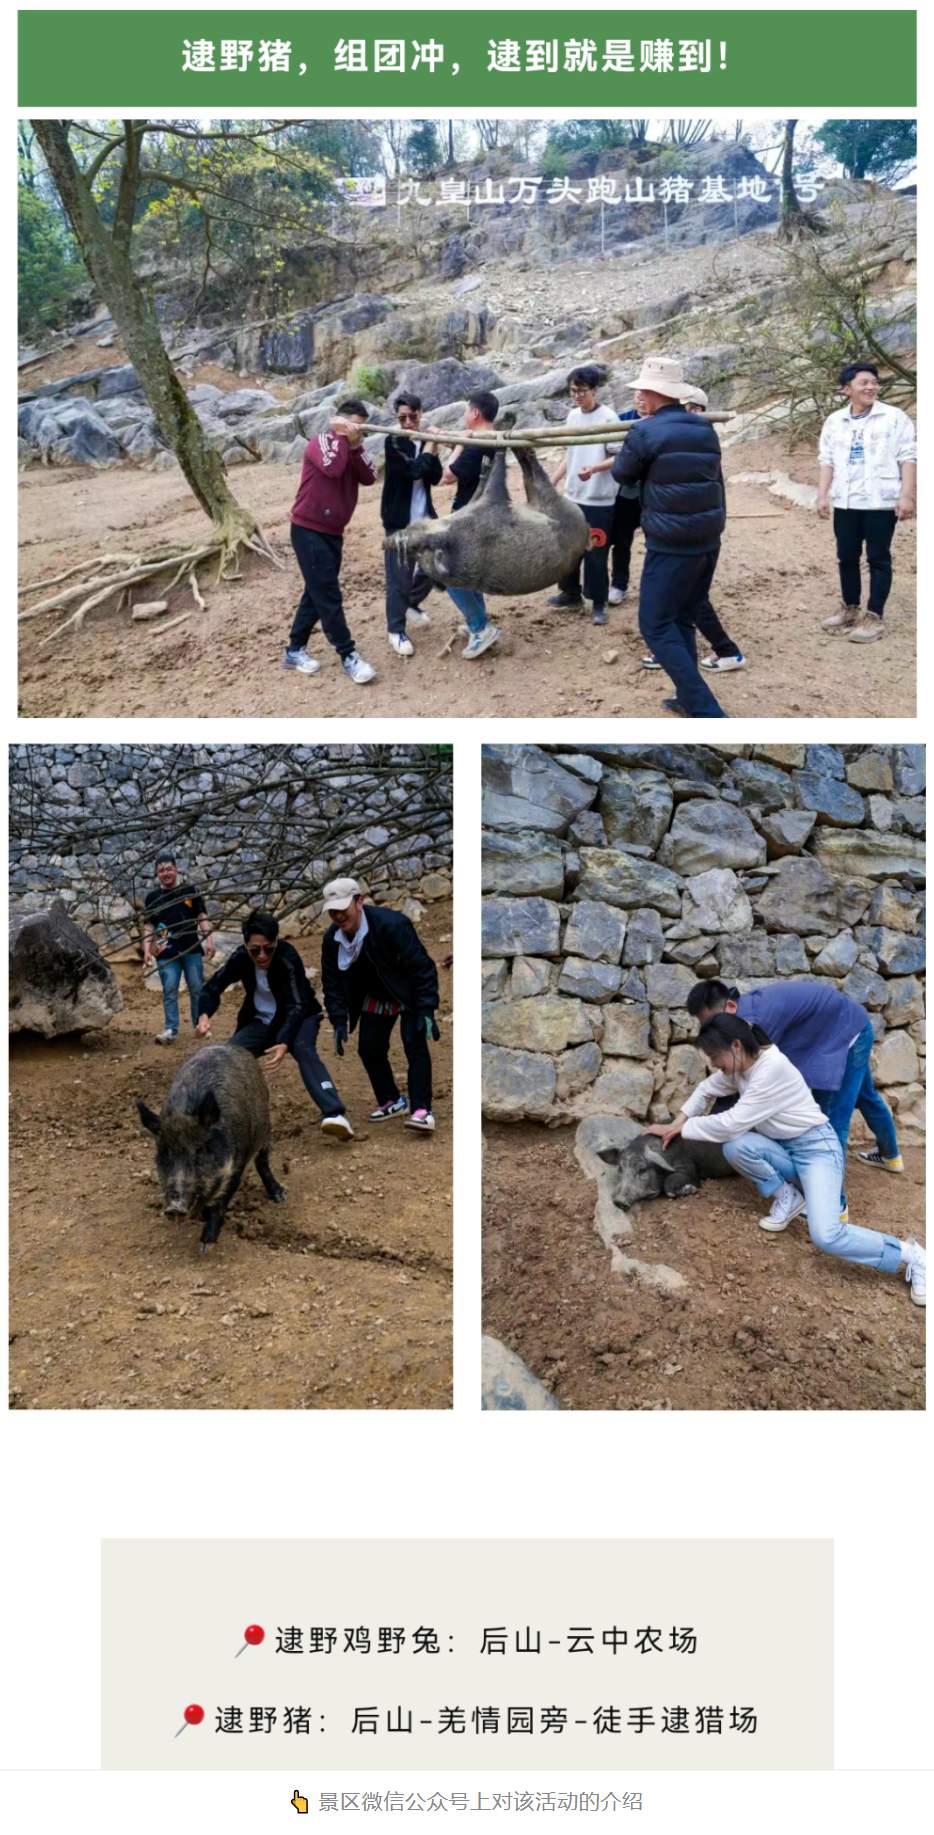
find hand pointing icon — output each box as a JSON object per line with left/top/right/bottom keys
{"left": 291, "top": 1789, "right": 309, "bottom": 1813}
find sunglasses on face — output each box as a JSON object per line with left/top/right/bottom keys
{"left": 247, "top": 943, "right": 276, "bottom": 959}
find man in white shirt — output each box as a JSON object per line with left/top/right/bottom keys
{"left": 547, "top": 365, "right": 622, "bottom": 627}
{"left": 817, "top": 361, "right": 916, "bottom": 643}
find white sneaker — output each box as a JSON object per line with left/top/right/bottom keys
{"left": 903, "top": 1239, "right": 926, "bottom": 1306}
{"left": 389, "top": 632, "right": 414, "bottom": 658}
{"left": 406, "top": 607, "right": 431, "bottom": 628}
{"left": 283, "top": 646, "right": 320, "bottom": 675}
{"left": 701, "top": 651, "right": 746, "bottom": 672}
{"left": 462, "top": 624, "right": 500, "bottom": 660}
{"left": 321, "top": 1113, "right": 354, "bottom": 1141}
{"left": 342, "top": 651, "right": 376, "bottom": 685}
{"left": 155, "top": 1028, "right": 177, "bottom": 1045}
{"left": 758, "top": 1181, "right": 807, "bottom": 1232}
{"left": 608, "top": 586, "right": 627, "bottom": 605}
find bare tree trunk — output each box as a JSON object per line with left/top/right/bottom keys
{"left": 32, "top": 121, "right": 257, "bottom": 544}
{"left": 778, "top": 118, "right": 826, "bottom": 240}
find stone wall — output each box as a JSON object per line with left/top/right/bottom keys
{"left": 481, "top": 744, "right": 925, "bottom": 1142}
{"left": 9, "top": 744, "right": 453, "bottom": 946}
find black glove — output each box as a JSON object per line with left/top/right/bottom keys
{"left": 333, "top": 1023, "right": 347, "bottom": 1057}
{"left": 420, "top": 1012, "right": 441, "bottom": 1042}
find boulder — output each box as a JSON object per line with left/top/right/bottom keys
{"left": 804, "top": 744, "right": 846, "bottom": 779}
{"left": 10, "top": 900, "right": 123, "bottom": 1036}
{"left": 727, "top": 757, "right": 796, "bottom": 810}
{"left": 388, "top": 357, "right": 502, "bottom": 413}
{"left": 756, "top": 808, "right": 818, "bottom": 858}
{"left": 481, "top": 896, "right": 561, "bottom": 958}
{"left": 482, "top": 744, "right": 597, "bottom": 834}
{"left": 857, "top": 927, "right": 926, "bottom": 977}
{"left": 773, "top": 935, "right": 810, "bottom": 975}
{"left": 891, "top": 746, "right": 925, "bottom": 795}
{"left": 678, "top": 868, "right": 753, "bottom": 936}
{"left": 756, "top": 855, "right": 846, "bottom": 936}
{"left": 656, "top": 1043, "right": 707, "bottom": 1112}
{"left": 643, "top": 962, "right": 697, "bottom": 1009}
{"left": 213, "top": 387, "right": 280, "bottom": 419}
{"left": 598, "top": 768, "right": 673, "bottom": 852}
{"left": 601, "top": 1003, "right": 652, "bottom": 1058}
{"left": 98, "top": 363, "right": 142, "bottom": 398}
{"left": 754, "top": 745, "right": 806, "bottom": 768}
{"left": 482, "top": 1044, "right": 556, "bottom": 1120}
{"left": 510, "top": 957, "right": 552, "bottom": 999}
{"left": 791, "top": 772, "right": 865, "bottom": 827}
{"left": 664, "top": 800, "right": 765, "bottom": 874}
{"left": 481, "top": 959, "right": 509, "bottom": 1001}
{"left": 840, "top": 966, "right": 888, "bottom": 1009}
{"left": 812, "top": 931, "right": 860, "bottom": 976}
{"left": 481, "top": 994, "right": 592, "bottom": 1053}
{"left": 482, "top": 829, "right": 567, "bottom": 899}
{"left": 554, "top": 752, "right": 604, "bottom": 784}
{"left": 716, "top": 934, "right": 775, "bottom": 978}
{"left": 580, "top": 1058, "right": 655, "bottom": 1118}
{"left": 883, "top": 977, "right": 925, "bottom": 1027}
{"left": 481, "top": 1337, "right": 559, "bottom": 1410}
{"left": 562, "top": 899, "right": 627, "bottom": 964}
{"left": 556, "top": 1041, "right": 603, "bottom": 1100}
{"left": 622, "top": 907, "right": 665, "bottom": 966}
{"left": 568, "top": 809, "right": 607, "bottom": 848}
{"left": 575, "top": 847, "right": 682, "bottom": 916}
{"left": 557, "top": 957, "right": 623, "bottom": 1003}
{"left": 846, "top": 751, "right": 894, "bottom": 793}
{"left": 872, "top": 1030, "right": 919, "bottom": 1086}
{"left": 810, "top": 827, "right": 925, "bottom": 881}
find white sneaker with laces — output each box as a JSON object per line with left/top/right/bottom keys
{"left": 701, "top": 651, "right": 746, "bottom": 672}
{"left": 342, "top": 651, "right": 376, "bottom": 684}
{"left": 389, "top": 632, "right": 414, "bottom": 658}
{"left": 321, "top": 1113, "right": 354, "bottom": 1141}
{"left": 406, "top": 607, "right": 431, "bottom": 628}
{"left": 608, "top": 586, "right": 627, "bottom": 605}
{"left": 903, "top": 1239, "right": 926, "bottom": 1306}
{"left": 758, "top": 1181, "right": 807, "bottom": 1232}
{"left": 282, "top": 646, "right": 320, "bottom": 675}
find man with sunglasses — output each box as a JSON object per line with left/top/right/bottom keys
{"left": 380, "top": 392, "right": 443, "bottom": 659}
{"left": 321, "top": 878, "right": 440, "bottom": 1133}
{"left": 195, "top": 909, "right": 353, "bottom": 1141}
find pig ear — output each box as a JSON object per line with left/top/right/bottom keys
{"left": 137, "top": 1100, "right": 161, "bottom": 1137}
{"left": 596, "top": 1147, "right": 622, "bottom": 1166}
{"left": 197, "top": 1089, "right": 221, "bottom": 1128}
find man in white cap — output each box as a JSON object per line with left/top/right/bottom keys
{"left": 320, "top": 878, "right": 440, "bottom": 1133}
{"left": 611, "top": 354, "right": 727, "bottom": 717}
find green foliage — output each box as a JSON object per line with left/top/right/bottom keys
{"left": 350, "top": 362, "right": 389, "bottom": 400}
{"left": 17, "top": 183, "right": 85, "bottom": 331}
{"left": 545, "top": 120, "right": 635, "bottom": 154}
{"left": 814, "top": 120, "right": 916, "bottom": 183}
{"left": 407, "top": 121, "right": 442, "bottom": 176}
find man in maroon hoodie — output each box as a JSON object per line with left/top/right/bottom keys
{"left": 283, "top": 398, "right": 378, "bottom": 685}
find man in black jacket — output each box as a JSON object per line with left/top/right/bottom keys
{"left": 321, "top": 878, "right": 440, "bottom": 1134}
{"left": 381, "top": 393, "right": 443, "bottom": 659}
{"left": 195, "top": 909, "right": 353, "bottom": 1140}
{"left": 612, "top": 355, "right": 727, "bottom": 718}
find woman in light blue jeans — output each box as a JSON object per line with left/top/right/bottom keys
{"left": 644, "top": 1013, "right": 925, "bottom": 1307}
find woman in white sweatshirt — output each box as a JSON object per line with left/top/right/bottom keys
{"left": 644, "top": 1013, "right": 925, "bottom": 1307}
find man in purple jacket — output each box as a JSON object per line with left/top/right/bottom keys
{"left": 687, "top": 978, "right": 903, "bottom": 1209}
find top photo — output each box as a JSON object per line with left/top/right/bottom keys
{"left": 18, "top": 114, "right": 916, "bottom": 720}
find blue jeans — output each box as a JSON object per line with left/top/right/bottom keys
{"left": 722, "top": 1124, "right": 904, "bottom": 1273}
{"left": 157, "top": 950, "right": 205, "bottom": 1034}
{"left": 447, "top": 586, "right": 488, "bottom": 633}
{"left": 812, "top": 1023, "right": 899, "bottom": 1162}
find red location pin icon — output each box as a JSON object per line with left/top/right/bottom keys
{"left": 235, "top": 1622, "right": 265, "bottom": 1659}
{"left": 174, "top": 1702, "right": 205, "bottom": 1738}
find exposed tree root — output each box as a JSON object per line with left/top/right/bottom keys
{"left": 18, "top": 523, "right": 282, "bottom": 644}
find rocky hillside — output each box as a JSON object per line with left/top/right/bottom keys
{"left": 18, "top": 143, "right": 915, "bottom": 473}
{"left": 481, "top": 744, "right": 926, "bottom": 1142}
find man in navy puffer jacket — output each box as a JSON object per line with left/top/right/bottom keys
{"left": 612, "top": 355, "right": 727, "bottom": 718}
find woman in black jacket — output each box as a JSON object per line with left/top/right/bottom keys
{"left": 196, "top": 909, "right": 353, "bottom": 1140}
{"left": 381, "top": 393, "right": 443, "bottom": 659}
{"left": 321, "top": 879, "right": 440, "bottom": 1134}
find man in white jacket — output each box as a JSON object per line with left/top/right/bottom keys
{"left": 817, "top": 361, "right": 916, "bottom": 643}
{"left": 547, "top": 365, "right": 622, "bottom": 627}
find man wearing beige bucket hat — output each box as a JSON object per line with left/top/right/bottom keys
{"left": 611, "top": 354, "right": 728, "bottom": 717}
{"left": 320, "top": 878, "right": 441, "bottom": 1134}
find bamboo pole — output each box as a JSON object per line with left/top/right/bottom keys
{"left": 364, "top": 414, "right": 733, "bottom": 449}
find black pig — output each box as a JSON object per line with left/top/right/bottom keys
{"left": 598, "top": 1133, "right": 733, "bottom": 1212}
{"left": 137, "top": 1044, "right": 285, "bottom": 1249}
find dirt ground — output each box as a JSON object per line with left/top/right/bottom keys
{"left": 483, "top": 1123, "right": 925, "bottom": 1411}
{"left": 9, "top": 907, "right": 453, "bottom": 1411}
{"left": 18, "top": 437, "right": 916, "bottom": 720}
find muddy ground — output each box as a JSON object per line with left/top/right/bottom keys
{"left": 9, "top": 908, "right": 452, "bottom": 1410}
{"left": 18, "top": 435, "right": 916, "bottom": 720}
{"left": 483, "top": 1123, "right": 925, "bottom": 1411}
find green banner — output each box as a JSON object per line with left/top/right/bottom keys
{"left": 19, "top": 10, "right": 916, "bottom": 107}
